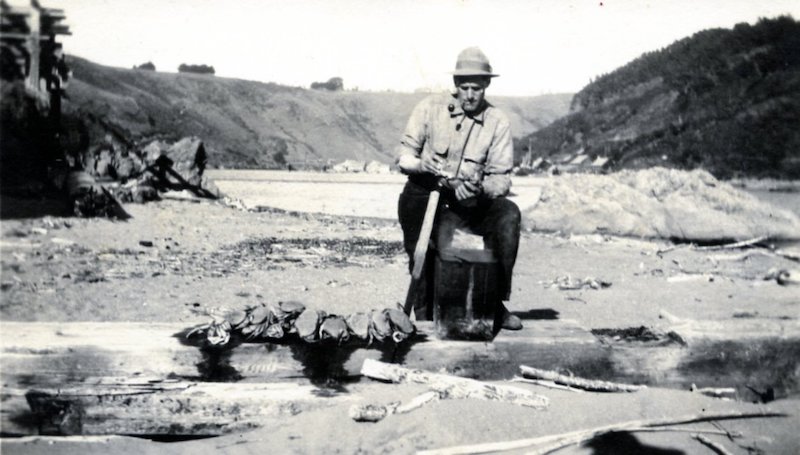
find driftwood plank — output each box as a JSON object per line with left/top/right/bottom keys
{"left": 0, "top": 321, "right": 598, "bottom": 383}
{"left": 519, "top": 365, "right": 646, "bottom": 392}
{"left": 7, "top": 379, "right": 352, "bottom": 436}
{"left": 1, "top": 321, "right": 585, "bottom": 435}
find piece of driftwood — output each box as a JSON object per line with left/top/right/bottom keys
{"left": 709, "top": 250, "right": 775, "bottom": 262}
{"left": 349, "top": 391, "right": 439, "bottom": 422}
{"left": 693, "top": 434, "right": 734, "bottom": 455}
{"left": 519, "top": 365, "right": 646, "bottom": 392}
{"left": 419, "top": 410, "right": 783, "bottom": 455}
{"left": 510, "top": 376, "right": 584, "bottom": 393}
{"left": 360, "top": 359, "right": 549, "bottom": 409}
{"left": 774, "top": 248, "right": 800, "bottom": 262}
{"left": 692, "top": 236, "right": 768, "bottom": 251}
{"left": 631, "top": 427, "right": 742, "bottom": 437}
{"left": 17, "top": 379, "right": 352, "bottom": 436}
{"left": 396, "top": 390, "right": 440, "bottom": 413}
{"left": 691, "top": 385, "right": 737, "bottom": 399}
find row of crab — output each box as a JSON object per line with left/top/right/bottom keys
{"left": 187, "top": 300, "right": 416, "bottom": 346}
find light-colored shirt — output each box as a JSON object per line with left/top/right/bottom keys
{"left": 396, "top": 94, "right": 513, "bottom": 198}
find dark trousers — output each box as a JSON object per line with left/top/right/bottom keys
{"left": 398, "top": 178, "right": 521, "bottom": 319}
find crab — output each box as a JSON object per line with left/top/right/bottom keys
{"left": 187, "top": 306, "right": 248, "bottom": 346}
{"left": 272, "top": 300, "right": 306, "bottom": 323}
{"left": 238, "top": 304, "right": 274, "bottom": 339}
{"left": 269, "top": 301, "right": 306, "bottom": 336}
{"left": 385, "top": 308, "right": 416, "bottom": 343}
{"left": 368, "top": 309, "right": 393, "bottom": 343}
{"left": 365, "top": 308, "right": 416, "bottom": 344}
{"left": 319, "top": 315, "right": 350, "bottom": 344}
{"left": 186, "top": 314, "right": 231, "bottom": 346}
{"left": 345, "top": 312, "right": 371, "bottom": 340}
{"left": 294, "top": 309, "right": 326, "bottom": 342}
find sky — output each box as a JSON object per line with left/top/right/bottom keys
{"left": 16, "top": 0, "right": 800, "bottom": 96}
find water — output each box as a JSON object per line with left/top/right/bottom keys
{"left": 744, "top": 188, "right": 800, "bottom": 217}
{"left": 207, "top": 170, "right": 543, "bottom": 219}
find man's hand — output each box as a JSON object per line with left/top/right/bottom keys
{"left": 418, "top": 154, "right": 445, "bottom": 175}
{"left": 397, "top": 154, "right": 445, "bottom": 176}
{"left": 454, "top": 180, "right": 481, "bottom": 201}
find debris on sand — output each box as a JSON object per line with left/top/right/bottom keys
{"left": 542, "top": 275, "right": 611, "bottom": 290}
{"left": 360, "top": 359, "right": 549, "bottom": 409}
{"left": 349, "top": 391, "right": 439, "bottom": 422}
{"left": 591, "top": 326, "right": 687, "bottom": 346}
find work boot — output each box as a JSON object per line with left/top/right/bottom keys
{"left": 500, "top": 305, "right": 523, "bottom": 330}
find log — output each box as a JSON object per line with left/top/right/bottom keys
{"left": 510, "top": 376, "right": 585, "bottom": 393}
{"left": 360, "top": 359, "right": 549, "bottom": 409}
{"left": 692, "top": 236, "right": 769, "bottom": 251}
{"left": 519, "top": 365, "right": 646, "bottom": 392}
{"left": 419, "top": 410, "right": 785, "bottom": 455}
{"left": 0, "top": 321, "right": 598, "bottom": 384}
{"left": 11, "top": 379, "right": 352, "bottom": 436}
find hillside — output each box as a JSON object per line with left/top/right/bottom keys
{"left": 519, "top": 16, "right": 800, "bottom": 179}
{"left": 64, "top": 57, "right": 571, "bottom": 169}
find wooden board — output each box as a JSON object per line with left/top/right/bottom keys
{"left": 0, "top": 321, "right": 596, "bottom": 382}
{"left": 4, "top": 379, "right": 352, "bottom": 436}
{"left": 3, "top": 319, "right": 798, "bottom": 436}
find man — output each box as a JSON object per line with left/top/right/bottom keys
{"left": 396, "top": 47, "right": 523, "bottom": 330}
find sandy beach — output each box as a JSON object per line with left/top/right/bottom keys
{"left": 1, "top": 170, "right": 799, "bottom": 454}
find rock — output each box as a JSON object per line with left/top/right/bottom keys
{"left": 143, "top": 137, "right": 207, "bottom": 187}
{"left": 113, "top": 154, "right": 144, "bottom": 181}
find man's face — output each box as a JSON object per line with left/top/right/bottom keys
{"left": 455, "top": 77, "right": 489, "bottom": 114}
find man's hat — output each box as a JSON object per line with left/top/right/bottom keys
{"left": 452, "top": 47, "right": 498, "bottom": 77}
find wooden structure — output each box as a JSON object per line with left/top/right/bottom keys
{"left": 433, "top": 248, "right": 502, "bottom": 340}
{"left": 1, "top": 0, "right": 71, "bottom": 110}
{"left": 2, "top": 319, "right": 798, "bottom": 436}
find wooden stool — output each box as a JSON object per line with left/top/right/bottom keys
{"left": 433, "top": 247, "right": 502, "bottom": 340}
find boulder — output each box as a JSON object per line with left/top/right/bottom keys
{"left": 142, "top": 137, "right": 207, "bottom": 187}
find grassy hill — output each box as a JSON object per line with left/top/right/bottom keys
{"left": 519, "top": 16, "right": 800, "bottom": 179}
{"left": 64, "top": 57, "right": 571, "bottom": 170}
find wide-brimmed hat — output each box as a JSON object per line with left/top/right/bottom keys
{"left": 451, "top": 47, "right": 499, "bottom": 77}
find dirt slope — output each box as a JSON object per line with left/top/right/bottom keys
{"left": 64, "top": 56, "right": 572, "bottom": 169}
